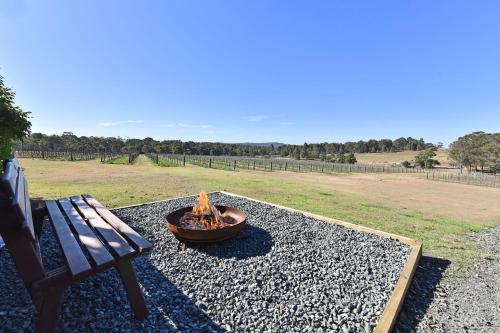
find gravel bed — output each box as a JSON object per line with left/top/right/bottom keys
{"left": 395, "top": 226, "right": 500, "bottom": 333}
{"left": 0, "top": 192, "right": 411, "bottom": 332}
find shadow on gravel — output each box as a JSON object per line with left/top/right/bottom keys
{"left": 0, "top": 228, "right": 224, "bottom": 332}
{"left": 393, "top": 255, "right": 451, "bottom": 333}
{"left": 133, "top": 254, "right": 225, "bottom": 332}
{"left": 187, "top": 224, "right": 273, "bottom": 259}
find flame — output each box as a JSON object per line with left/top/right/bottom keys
{"left": 192, "top": 191, "right": 211, "bottom": 216}
{"left": 191, "top": 191, "right": 223, "bottom": 229}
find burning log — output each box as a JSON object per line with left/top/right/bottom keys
{"left": 178, "top": 192, "right": 231, "bottom": 230}
{"left": 208, "top": 202, "right": 224, "bottom": 226}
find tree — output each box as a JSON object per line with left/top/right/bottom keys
{"left": 336, "top": 152, "right": 346, "bottom": 163}
{"left": 449, "top": 132, "right": 500, "bottom": 173}
{"left": 415, "top": 148, "right": 440, "bottom": 168}
{"left": 346, "top": 152, "right": 357, "bottom": 164}
{"left": 393, "top": 137, "right": 408, "bottom": 152}
{"left": 366, "top": 139, "right": 379, "bottom": 153}
{"left": 0, "top": 75, "right": 31, "bottom": 164}
{"left": 378, "top": 139, "right": 392, "bottom": 152}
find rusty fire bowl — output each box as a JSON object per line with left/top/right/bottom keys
{"left": 166, "top": 206, "right": 247, "bottom": 243}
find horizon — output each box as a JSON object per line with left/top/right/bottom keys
{"left": 1, "top": 1, "right": 499, "bottom": 145}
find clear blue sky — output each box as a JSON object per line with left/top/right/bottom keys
{"left": 1, "top": 1, "right": 499, "bottom": 145}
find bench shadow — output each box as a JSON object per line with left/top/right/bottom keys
{"left": 0, "top": 224, "right": 225, "bottom": 332}
{"left": 56, "top": 253, "right": 225, "bottom": 332}
{"left": 183, "top": 224, "right": 274, "bottom": 260}
{"left": 393, "top": 255, "right": 451, "bottom": 332}
{"left": 133, "top": 254, "right": 225, "bottom": 332}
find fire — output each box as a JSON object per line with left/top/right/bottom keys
{"left": 189, "top": 191, "right": 224, "bottom": 229}
{"left": 192, "top": 191, "right": 211, "bottom": 216}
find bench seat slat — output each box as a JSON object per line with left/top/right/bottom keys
{"left": 21, "top": 175, "right": 36, "bottom": 241}
{"left": 70, "top": 196, "right": 136, "bottom": 259}
{"left": 58, "top": 198, "right": 115, "bottom": 269}
{"left": 46, "top": 200, "right": 92, "bottom": 279}
{"left": 12, "top": 169, "right": 35, "bottom": 241}
{"left": 83, "top": 195, "right": 152, "bottom": 253}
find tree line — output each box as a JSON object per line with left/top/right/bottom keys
{"left": 17, "top": 133, "right": 435, "bottom": 160}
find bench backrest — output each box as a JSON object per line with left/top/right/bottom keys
{"left": 1, "top": 158, "right": 36, "bottom": 241}
{"left": 1, "top": 158, "right": 45, "bottom": 290}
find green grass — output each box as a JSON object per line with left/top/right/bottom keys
{"left": 103, "top": 155, "right": 130, "bottom": 165}
{"left": 156, "top": 157, "right": 180, "bottom": 167}
{"left": 19, "top": 155, "right": 499, "bottom": 266}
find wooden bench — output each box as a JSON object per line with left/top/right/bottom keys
{"left": 0, "top": 158, "right": 152, "bottom": 332}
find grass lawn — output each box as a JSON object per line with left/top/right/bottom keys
{"left": 19, "top": 155, "right": 500, "bottom": 265}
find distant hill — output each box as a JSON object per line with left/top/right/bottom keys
{"left": 238, "top": 142, "right": 285, "bottom": 147}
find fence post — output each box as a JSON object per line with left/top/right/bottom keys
{"left": 183, "top": 155, "right": 186, "bottom": 167}
{"left": 270, "top": 162, "right": 273, "bottom": 171}
{"left": 233, "top": 160, "right": 236, "bottom": 170}
{"left": 285, "top": 162, "right": 287, "bottom": 171}
{"left": 209, "top": 158, "right": 212, "bottom": 168}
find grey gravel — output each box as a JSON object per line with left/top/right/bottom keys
{"left": 0, "top": 192, "right": 410, "bottom": 332}
{"left": 395, "top": 226, "right": 500, "bottom": 333}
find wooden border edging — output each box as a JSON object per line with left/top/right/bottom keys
{"left": 375, "top": 240, "right": 422, "bottom": 333}
{"left": 112, "top": 191, "right": 422, "bottom": 333}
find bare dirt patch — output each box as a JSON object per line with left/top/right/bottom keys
{"left": 270, "top": 171, "right": 500, "bottom": 223}
{"left": 355, "top": 150, "right": 451, "bottom": 166}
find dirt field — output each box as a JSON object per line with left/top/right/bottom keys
{"left": 276, "top": 171, "right": 500, "bottom": 222}
{"left": 355, "top": 149, "right": 450, "bottom": 166}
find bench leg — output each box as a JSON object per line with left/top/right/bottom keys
{"left": 37, "top": 287, "right": 64, "bottom": 333}
{"left": 116, "top": 260, "right": 148, "bottom": 320}
{"left": 32, "top": 206, "right": 47, "bottom": 239}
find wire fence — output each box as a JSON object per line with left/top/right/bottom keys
{"left": 159, "top": 154, "right": 434, "bottom": 174}
{"left": 146, "top": 153, "right": 185, "bottom": 167}
{"left": 426, "top": 170, "right": 499, "bottom": 188}
{"left": 15, "top": 150, "right": 141, "bottom": 164}
{"left": 102, "top": 153, "right": 139, "bottom": 164}
{"left": 100, "top": 152, "right": 124, "bottom": 162}
{"left": 15, "top": 150, "right": 100, "bottom": 161}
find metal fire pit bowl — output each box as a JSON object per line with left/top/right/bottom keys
{"left": 166, "top": 206, "right": 247, "bottom": 243}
